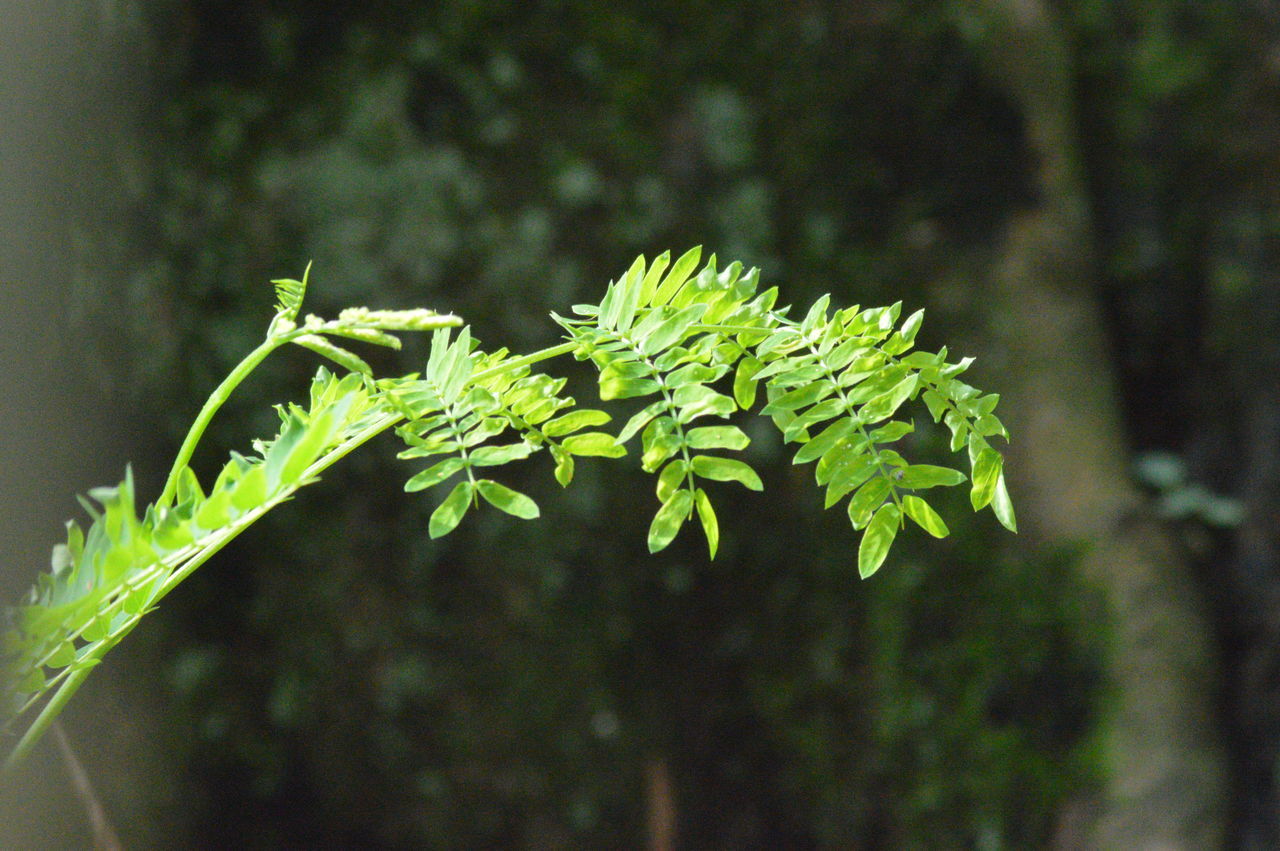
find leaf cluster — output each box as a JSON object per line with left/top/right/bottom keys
{"left": 1, "top": 249, "right": 1014, "bottom": 773}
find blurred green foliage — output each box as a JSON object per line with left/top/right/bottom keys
{"left": 79, "top": 1, "right": 1120, "bottom": 846}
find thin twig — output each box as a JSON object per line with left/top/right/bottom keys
{"left": 52, "top": 721, "right": 122, "bottom": 851}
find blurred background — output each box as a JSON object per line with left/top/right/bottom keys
{"left": 2, "top": 0, "right": 1278, "bottom": 847}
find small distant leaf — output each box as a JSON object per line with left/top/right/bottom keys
{"left": 476, "top": 480, "right": 540, "bottom": 520}
{"left": 859, "top": 504, "right": 900, "bottom": 579}
{"left": 991, "top": 471, "right": 1017, "bottom": 532}
{"left": 562, "top": 432, "right": 627, "bottom": 458}
{"left": 903, "top": 495, "right": 949, "bottom": 538}
{"left": 542, "top": 409, "right": 611, "bottom": 437}
{"left": 686, "top": 425, "right": 750, "bottom": 451}
{"left": 899, "top": 308, "right": 924, "bottom": 343}
{"left": 690, "top": 456, "right": 763, "bottom": 491}
{"left": 648, "top": 489, "right": 694, "bottom": 553}
{"left": 694, "top": 488, "right": 720, "bottom": 559}
{"left": 429, "top": 481, "right": 474, "bottom": 539}
{"left": 405, "top": 457, "right": 467, "bottom": 492}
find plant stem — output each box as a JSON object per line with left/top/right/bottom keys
{"left": 53, "top": 721, "right": 122, "bottom": 851}
{"left": 157, "top": 334, "right": 288, "bottom": 509}
{"left": 469, "top": 341, "right": 578, "bottom": 383}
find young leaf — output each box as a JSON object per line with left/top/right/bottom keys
{"left": 405, "top": 458, "right": 467, "bottom": 492}
{"left": 898, "top": 464, "right": 967, "bottom": 489}
{"left": 429, "top": 480, "right": 474, "bottom": 539}
{"left": 991, "top": 472, "right": 1017, "bottom": 532}
{"left": 694, "top": 488, "right": 720, "bottom": 559}
{"left": 733, "top": 357, "right": 764, "bottom": 409}
{"left": 293, "top": 335, "right": 373, "bottom": 376}
{"left": 859, "top": 503, "right": 900, "bottom": 579}
{"left": 542, "top": 409, "right": 612, "bottom": 437}
{"left": 469, "top": 443, "right": 536, "bottom": 467}
{"left": 686, "top": 425, "right": 750, "bottom": 451}
{"left": 476, "top": 480, "right": 540, "bottom": 520}
{"left": 690, "top": 456, "right": 764, "bottom": 491}
{"left": 902, "top": 494, "right": 949, "bottom": 538}
{"left": 648, "top": 489, "right": 694, "bottom": 553}
{"left": 970, "top": 447, "right": 1002, "bottom": 510}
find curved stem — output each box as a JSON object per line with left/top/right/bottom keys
{"left": 157, "top": 334, "right": 287, "bottom": 509}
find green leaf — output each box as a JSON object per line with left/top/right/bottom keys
{"left": 868, "top": 420, "right": 914, "bottom": 443}
{"left": 898, "top": 464, "right": 967, "bottom": 489}
{"left": 694, "top": 488, "right": 719, "bottom": 559}
{"left": 550, "top": 444, "right": 574, "bottom": 487}
{"left": 651, "top": 246, "right": 702, "bottom": 307}
{"left": 271, "top": 263, "right": 308, "bottom": 321}
{"left": 903, "top": 495, "right": 949, "bottom": 538}
{"left": 859, "top": 504, "right": 900, "bottom": 579}
{"left": 859, "top": 373, "right": 919, "bottom": 424}
{"left": 542, "top": 409, "right": 611, "bottom": 437}
{"left": 469, "top": 442, "right": 536, "bottom": 467}
{"left": 656, "top": 459, "right": 690, "bottom": 503}
{"left": 991, "top": 471, "right": 1017, "bottom": 532}
{"left": 476, "top": 480, "right": 540, "bottom": 519}
{"left": 686, "top": 425, "right": 750, "bottom": 451}
{"left": 293, "top": 335, "right": 372, "bottom": 376}
{"left": 230, "top": 465, "right": 269, "bottom": 510}
{"left": 617, "top": 400, "right": 668, "bottom": 445}
{"left": 404, "top": 458, "right": 466, "bottom": 492}
{"left": 429, "top": 481, "right": 474, "bottom": 539}
{"left": 47, "top": 641, "right": 77, "bottom": 668}
{"left": 733, "top": 357, "right": 764, "bottom": 409}
{"left": 648, "top": 489, "right": 694, "bottom": 553}
{"left": 847, "top": 476, "right": 892, "bottom": 528}
{"left": 599, "top": 376, "right": 662, "bottom": 400}
{"left": 761, "top": 381, "right": 835, "bottom": 415}
{"left": 690, "top": 456, "right": 764, "bottom": 490}
{"left": 562, "top": 432, "right": 627, "bottom": 458}
{"left": 970, "top": 448, "right": 1002, "bottom": 510}
{"left": 899, "top": 308, "right": 925, "bottom": 343}
{"left": 792, "top": 419, "right": 855, "bottom": 466}
{"left": 639, "top": 303, "right": 708, "bottom": 356}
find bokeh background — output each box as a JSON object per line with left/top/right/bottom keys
{"left": 3, "top": 1, "right": 1278, "bottom": 848}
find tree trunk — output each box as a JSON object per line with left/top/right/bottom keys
{"left": 960, "top": 1, "right": 1229, "bottom": 846}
